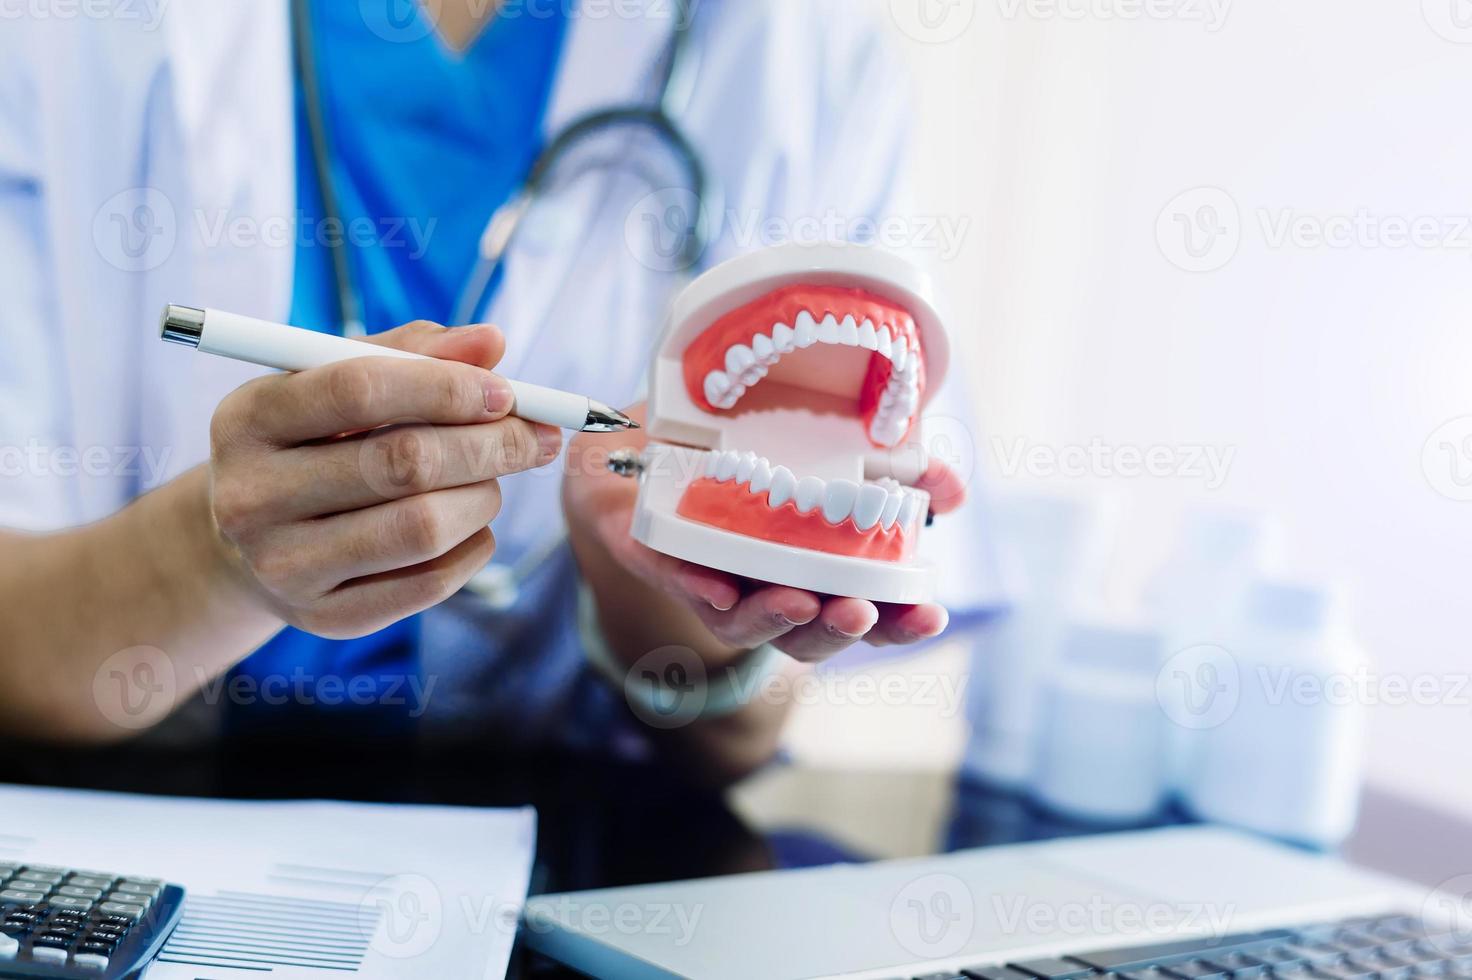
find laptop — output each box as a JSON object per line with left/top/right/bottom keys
{"left": 522, "top": 825, "right": 1464, "bottom": 980}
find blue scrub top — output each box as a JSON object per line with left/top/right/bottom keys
{"left": 227, "top": 1, "right": 568, "bottom": 741}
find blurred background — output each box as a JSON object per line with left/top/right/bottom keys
{"left": 775, "top": 0, "right": 1472, "bottom": 828}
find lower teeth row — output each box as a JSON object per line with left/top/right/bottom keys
{"left": 698, "top": 450, "right": 926, "bottom": 532}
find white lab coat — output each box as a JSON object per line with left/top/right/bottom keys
{"left": 0, "top": 0, "right": 1001, "bottom": 742}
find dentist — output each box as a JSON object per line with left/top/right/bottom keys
{"left": 0, "top": 0, "right": 995, "bottom": 779}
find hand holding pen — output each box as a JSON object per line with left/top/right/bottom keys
{"left": 182, "top": 315, "right": 584, "bottom": 639}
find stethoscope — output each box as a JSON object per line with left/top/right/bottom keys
{"left": 290, "top": 0, "right": 716, "bottom": 608}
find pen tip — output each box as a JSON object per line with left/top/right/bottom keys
{"left": 627, "top": 420, "right": 641, "bottom": 430}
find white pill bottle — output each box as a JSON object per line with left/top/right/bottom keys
{"left": 1177, "top": 579, "right": 1366, "bottom": 848}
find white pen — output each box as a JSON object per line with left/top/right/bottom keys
{"left": 159, "top": 305, "right": 638, "bottom": 433}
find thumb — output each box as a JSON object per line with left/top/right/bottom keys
{"left": 362, "top": 320, "right": 507, "bottom": 371}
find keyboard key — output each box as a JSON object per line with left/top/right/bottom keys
{"left": 966, "top": 969, "right": 1038, "bottom": 980}
{"left": 15, "top": 870, "right": 63, "bottom": 885}
{"left": 97, "top": 901, "right": 145, "bottom": 918}
{"left": 78, "top": 939, "right": 118, "bottom": 955}
{"left": 113, "top": 881, "right": 162, "bottom": 900}
{"left": 1010, "top": 958, "right": 1097, "bottom": 979}
{"left": 21, "top": 866, "right": 67, "bottom": 875}
{"left": 29, "top": 944, "right": 68, "bottom": 964}
{"left": 117, "top": 876, "right": 162, "bottom": 887}
{"left": 1069, "top": 933, "right": 1296, "bottom": 972}
{"left": 106, "top": 890, "right": 151, "bottom": 909}
{"left": 0, "top": 889, "right": 44, "bottom": 904}
{"left": 45, "top": 896, "right": 94, "bottom": 911}
{"left": 1163, "top": 961, "right": 1229, "bottom": 980}
{"left": 66, "top": 876, "right": 113, "bottom": 890}
{"left": 56, "top": 885, "right": 102, "bottom": 900}
{"left": 93, "top": 914, "right": 133, "bottom": 930}
{"left": 0, "top": 932, "right": 15, "bottom": 959}
{"left": 73, "top": 952, "right": 110, "bottom": 971}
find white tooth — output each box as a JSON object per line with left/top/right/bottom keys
{"left": 725, "top": 344, "right": 756, "bottom": 378}
{"left": 795, "top": 311, "right": 818, "bottom": 348}
{"left": 752, "top": 333, "right": 775, "bottom": 363}
{"left": 839, "top": 315, "right": 860, "bottom": 346}
{"left": 892, "top": 341, "right": 909, "bottom": 372}
{"left": 877, "top": 327, "right": 894, "bottom": 360}
{"left": 822, "top": 479, "right": 860, "bottom": 524}
{"left": 897, "top": 386, "right": 919, "bottom": 413}
{"left": 703, "top": 371, "right": 730, "bottom": 406}
{"left": 795, "top": 476, "right": 825, "bottom": 514}
{"left": 858, "top": 319, "right": 879, "bottom": 350}
{"left": 715, "top": 451, "right": 740, "bottom": 481}
{"left": 879, "top": 490, "right": 904, "bottom": 529}
{"left": 898, "top": 492, "right": 924, "bottom": 530}
{"left": 740, "top": 364, "right": 767, "bottom": 386}
{"left": 736, "top": 451, "right": 758, "bottom": 485}
{"left": 772, "top": 322, "right": 795, "bottom": 352}
{"left": 717, "top": 384, "right": 746, "bottom": 409}
{"left": 853, "top": 484, "right": 888, "bottom": 530}
{"left": 749, "top": 458, "right": 773, "bottom": 494}
{"left": 768, "top": 466, "right": 797, "bottom": 507}
{"left": 869, "top": 415, "right": 907, "bottom": 449}
{"left": 817, "top": 314, "right": 840, "bottom": 345}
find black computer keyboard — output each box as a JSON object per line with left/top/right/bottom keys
{"left": 0, "top": 863, "right": 185, "bottom": 979}
{"left": 906, "top": 913, "right": 1472, "bottom": 980}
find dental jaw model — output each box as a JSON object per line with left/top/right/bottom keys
{"left": 631, "top": 244, "right": 950, "bottom": 603}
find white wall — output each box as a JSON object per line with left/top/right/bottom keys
{"left": 877, "top": 0, "right": 1472, "bottom": 815}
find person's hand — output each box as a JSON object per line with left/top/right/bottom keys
{"left": 562, "top": 404, "right": 967, "bottom": 667}
{"left": 208, "top": 320, "right": 562, "bottom": 639}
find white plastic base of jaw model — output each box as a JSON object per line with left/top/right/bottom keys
{"left": 631, "top": 445, "right": 939, "bottom": 604}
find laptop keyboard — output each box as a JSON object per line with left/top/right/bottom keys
{"left": 902, "top": 913, "right": 1472, "bottom": 980}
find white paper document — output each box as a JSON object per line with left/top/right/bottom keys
{"left": 0, "top": 784, "right": 536, "bottom": 979}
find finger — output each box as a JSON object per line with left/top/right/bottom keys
{"left": 691, "top": 585, "right": 822, "bottom": 650}
{"left": 297, "top": 480, "right": 505, "bottom": 587}
{"left": 366, "top": 321, "right": 506, "bottom": 371}
{"left": 260, "top": 419, "right": 560, "bottom": 520}
{"left": 865, "top": 604, "right": 950, "bottom": 648}
{"left": 772, "top": 597, "right": 880, "bottom": 663}
{"left": 243, "top": 356, "right": 516, "bottom": 446}
{"left": 916, "top": 457, "right": 968, "bottom": 515}
{"left": 310, "top": 527, "right": 498, "bottom": 638}
{"left": 596, "top": 508, "right": 744, "bottom": 612}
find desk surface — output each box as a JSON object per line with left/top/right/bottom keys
{"left": 0, "top": 743, "right": 1462, "bottom": 978}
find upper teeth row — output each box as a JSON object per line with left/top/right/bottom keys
{"left": 702, "top": 310, "right": 921, "bottom": 415}
{"left": 699, "top": 450, "right": 928, "bottom": 532}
